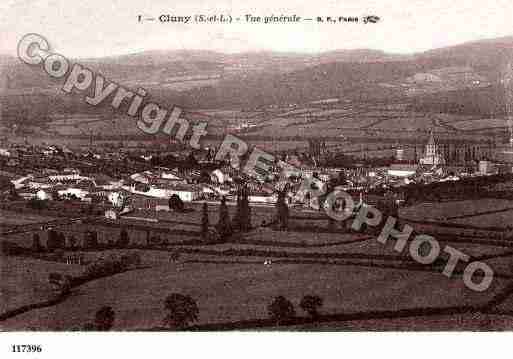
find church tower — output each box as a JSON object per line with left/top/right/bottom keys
{"left": 419, "top": 130, "right": 445, "bottom": 166}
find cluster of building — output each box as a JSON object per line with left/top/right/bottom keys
{"left": 387, "top": 130, "right": 513, "bottom": 182}
{"left": 2, "top": 129, "right": 513, "bottom": 216}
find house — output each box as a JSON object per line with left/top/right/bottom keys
{"left": 161, "top": 171, "right": 182, "bottom": 180}
{"left": 387, "top": 164, "right": 418, "bottom": 177}
{"left": 0, "top": 148, "right": 11, "bottom": 157}
{"left": 36, "top": 189, "right": 52, "bottom": 201}
{"left": 105, "top": 209, "right": 118, "bottom": 220}
{"left": 248, "top": 191, "right": 277, "bottom": 204}
{"left": 123, "top": 183, "right": 202, "bottom": 204}
{"left": 211, "top": 169, "right": 231, "bottom": 184}
{"left": 57, "top": 187, "right": 90, "bottom": 201}
{"left": 130, "top": 172, "right": 151, "bottom": 184}
{"left": 166, "top": 185, "right": 202, "bottom": 202}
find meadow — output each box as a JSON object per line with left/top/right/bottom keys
{"left": 2, "top": 211, "right": 513, "bottom": 330}
{"left": 399, "top": 198, "right": 513, "bottom": 226}
{"left": 2, "top": 258, "right": 504, "bottom": 330}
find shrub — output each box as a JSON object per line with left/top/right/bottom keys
{"left": 84, "top": 257, "right": 127, "bottom": 280}
{"left": 169, "top": 250, "right": 180, "bottom": 262}
{"left": 48, "top": 273, "right": 72, "bottom": 295}
{"left": 150, "top": 235, "right": 162, "bottom": 246}
{"left": 120, "top": 252, "right": 141, "bottom": 268}
{"left": 267, "top": 296, "right": 295, "bottom": 324}
{"left": 163, "top": 293, "right": 199, "bottom": 329}
{"left": 169, "top": 194, "right": 185, "bottom": 212}
{"left": 48, "top": 272, "right": 63, "bottom": 285}
{"left": 94, "top": 306, "right": 115, "bottom": 331}
{"left": 299, "top": 295, "right": 323, "bottom": 318}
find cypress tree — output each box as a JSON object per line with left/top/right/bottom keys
{"left": 145, "top": 230, "right": 150, "bottom": 247}
{"left": 201, "top": 202, "right": 209, "bottom": 239}
{"left": 216, "top": 196, "right": 233, "bottom": 240}
{"left": 84, "top": 230, "right": 98, "bottom": 249}
{"left": 328, "top": 217, "right": 336, "bottom": 232}
{"left": 241, "top": 185, "right": 251, "bottom": 232}
{"left": 46, "top": 229, "right": 59, "bottom": 251}
{"left": 117, "top": 228, "right": 130, "bottom": 247}
{"left": 275, "top": 188, "right": 289, "bottom": 230}
{"left": 233, "top": 184, "right": 252, "bottom": 233}
{"left": 58, "top": 232, "right": 66, "bottom": 249}
{"left": 233, "top": 189, "right": 242, "bottom": 231}
{"left": 32, "top": 233, "right": 42, "bottom": 252}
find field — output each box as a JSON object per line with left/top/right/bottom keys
{"left": 2, "top": 222, "right": 513, "bottom": 330}
{"left": 399, "top": 198, "right": 513, "bottom": 227}
{"left": 451, "top": 118, "right": 509, "bottom": 131}
{"left": 14, "top": 98, "right": 500, "bottom": 156}
{"left": 0, "top": 256, "right": 83, "bottom": 315}
{"left": 2, "top": 259, "right": 505, "bottom": 330}
{"left": 0, "top": 210, "right": 57, "bottom": 227}
{"left": 452, "top": 210, "right": 513, "bottom": 228}
{"left": 3, "top": 196, "right": 513, "bottom": 330}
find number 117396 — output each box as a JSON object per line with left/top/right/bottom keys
{"left": 11, "top": 345, "right": 42, "bottom": 353}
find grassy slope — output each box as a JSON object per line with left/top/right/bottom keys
{"left": 2, "top": 259, "right": 506, "bottom": 330}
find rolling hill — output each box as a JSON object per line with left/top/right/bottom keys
{"left": 2, "top": 36, "right": 513, "bottom": 126}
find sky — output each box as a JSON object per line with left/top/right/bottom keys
{"left": 1, "top": 0, "right": 512, "bottom": 58}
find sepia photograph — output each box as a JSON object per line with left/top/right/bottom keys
{"left": 1, "top": 0, "right": 513, "bottom": 356}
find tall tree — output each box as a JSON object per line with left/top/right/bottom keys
{"left": 233, "top": 190, "right": 242, "bottom": 231}
{"left": 145, "top": 230, "right": 151, "bottom": 247}
{"left": 216, "top": 196, "right": 233, "bottom": 240}
{"left": 46, "top": 229, "right": 61, "bottom": 251}
{"left": 275, "top": 187, "right": 289, "bottom": 231}
{"left": 201, "top": 202, "right": 209, "bottom": 240}
{"left": 239, "top": 184, "right": 251, "bottom": 232}
{"left": 32, "top": 233, "right": 42, "bottom": 252}
{"left": 117, "top": 228, "right": 130, "bottom": 247}
{"left": 233, "top": 184, "right": 251, "bottom": 232}
{"left": 327, "top": 217, "right": 336, "bottom": 231}
{"left": 57, "top": 232, "right": 66, "bottom": 248}
{"left": 84, "top": 230, "right": 98, "bottom": 249}
{"left": 68, "top": 235, "right": 77, "bottom": 250}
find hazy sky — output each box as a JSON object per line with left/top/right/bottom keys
{"left": 1, "top": 0, "right": 512, "bottom": 57}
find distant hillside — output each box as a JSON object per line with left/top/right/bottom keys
{"left": 409, "top": 85, "right": 508, "bottom": 116}
{"left": 0, "top": 48, "right": 397, "bottom": 92}
{"left": 416, "top": 36, "right": 513, "bottom": 80}
{"left": 2, "top": 36, "right": 513, "bottom": 118}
